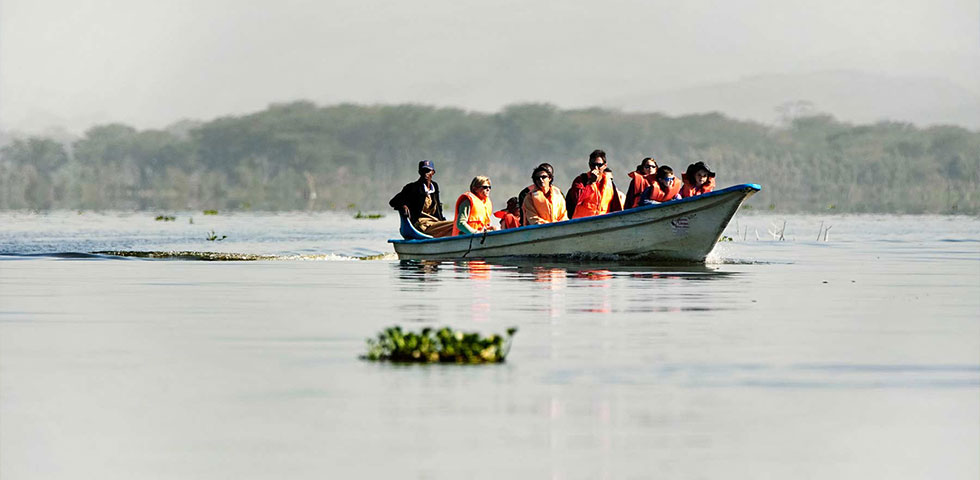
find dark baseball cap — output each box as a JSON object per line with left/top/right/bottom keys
{"left": 418, "top": 160, "right": 435, "bottom": 172}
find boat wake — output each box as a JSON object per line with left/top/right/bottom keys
{"left": 1, "top": 251, "right": 398, "bottom": 261}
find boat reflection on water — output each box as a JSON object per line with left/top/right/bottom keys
{"left": 457, "top": 260, "right": 492, "bottom": 281}
{"left": 395, "top": 258, "right": 736, "bottom": 282}
{"left": 532, "top": 267, "right": 567, "bottom": 287}
{"left": 393, "top": 258, "right": 738, "bottom": 319}
{"left": 395, "top": 259, "right": 442, "bottom": 283}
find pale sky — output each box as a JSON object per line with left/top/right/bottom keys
{"left": 1, "top": 0, "right": 978, "bottom": 133}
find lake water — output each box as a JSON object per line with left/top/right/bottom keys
{"left": 1, "top": 211, "right": 978, "bottom": 479}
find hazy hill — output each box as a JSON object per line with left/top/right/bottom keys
{"left": 607, "top": 71, "right": 980, "bottom": 130}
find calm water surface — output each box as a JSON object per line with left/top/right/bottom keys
{"left": 1, "top": 211, "right": 978, "bottom": 479}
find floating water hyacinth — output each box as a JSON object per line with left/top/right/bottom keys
{"left": 154, "top": 215, "right": 176, "bottom": 221}
{"left": 354, "top": 211, "right": 384, "bottom": 219}
{"left": 362, "top": 326, "right": 517, "bottom": 364}
{"left": 203, "top": 209, "right": 219, "bottom": 215}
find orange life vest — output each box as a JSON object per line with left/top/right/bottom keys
{"left": 526, "top": 184, "right": 567, "bottom": 224}
{"left": 680, "top": 175, "right": 715, "bottom": 198}
{"left": 452, "top": 191, "right": 493, "bottom": 236}
{"left": 495, "top": 211, "right": 520, "bottom": 229}
{"left": 574, "top": 173, "right": 616, "bottom": 218}
{"left": 647, "top": 178, "right": 682, "bottom": 203}
{"left": 627, "top": 171, "right": 654, "bottom": 208}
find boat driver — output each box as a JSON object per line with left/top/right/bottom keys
{"left": 388, "top": 160, "right": 454, "bottom": 238}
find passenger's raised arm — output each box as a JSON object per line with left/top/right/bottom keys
{"left": 567, "top": 149, "right": 623, "bottom": 218}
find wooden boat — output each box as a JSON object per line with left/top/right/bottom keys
{"left": 389, "top": 183, "right": 760, "bottom": 262}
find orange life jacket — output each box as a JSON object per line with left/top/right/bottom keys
{"left": 574, "top": 173, "right": 616, "bottom": 218}
{"left": 526, "top": 184, "right": 568, "bottom": 224}
{"left": 627, "top": 171, "right": 654, "bottom": 208}
{"left": 647, "top": 178, "right": 682, "bottom": 203}
{"left": 494, "top": 211, "right": 520, "bottom": 229}
{"left": 452, "top": 191, "right": 493, "bottom": 236}
{"left": 680, "top": 175, "right": 715, "bottom": 198}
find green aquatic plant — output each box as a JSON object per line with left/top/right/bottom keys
{"left": 362, "top": 326, "right": 517, "bottom": 364}
{"left": 205, "top": 230, "right": 227, "bottom": 241}
{"left": 154, "top": 215, "right": 176, "bottom": 221}
{"left": 354, "top": 211, "right": 384, "bottom": 219}
{"left": 718, "top": 235, "right": 734, "bottom": 242}
{"left": 203, "top": 209, "right": 219, "bottom": 215}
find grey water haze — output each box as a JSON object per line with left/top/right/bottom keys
{"left": 2, "top": 0, "right": 978, "bottom": 134}
{"left": 1, "top": 212, "right": 978, "bottom": 478}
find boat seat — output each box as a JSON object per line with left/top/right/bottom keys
{"left": 399, "top": 212, "right": 434, "bottom": 240}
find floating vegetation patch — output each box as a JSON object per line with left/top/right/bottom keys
{"left": 206, "top": 230, "right": 227, "bottom": 241}
{"left": 357, "top": 253, "right": 389, "bottom": 260}
{"left": 362, "top": 326, "right": 517, "bottom": 364}
{"left": 203, "top": 209, "right": 219, "bottom": 215}
{"left": 155, "top": 215, "right": 176, "bottom": 221}
{"left": 94, "top": 251, "right": 277, "bottom": 261}
{"left": 354, "top": 211, "right": 384, "bottom": 219}
{"left": 718, "top": 235, "right": 734, "bottom": 242}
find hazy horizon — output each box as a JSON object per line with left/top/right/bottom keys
{"left": 2, "top": 0, "right": 978, "bottom": 134}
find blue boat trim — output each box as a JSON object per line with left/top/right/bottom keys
{"left": 388, "top": 183, "right": 761, "bottom": 245}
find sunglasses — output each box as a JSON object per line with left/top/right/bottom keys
{"left": 479, "top": 185, "right": 492, "bottom": 190}
{"left": 661, "top": 177, "right": 675, "bottom": 184}
{"left": 590, "top": 162, "right": 606, "bottom": 168}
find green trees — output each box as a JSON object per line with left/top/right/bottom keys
{"left": 1, "top": 103, "right": 977, "bottom": 213}
{"left": 0, "top": 137, "right": 69, "bottom": 209}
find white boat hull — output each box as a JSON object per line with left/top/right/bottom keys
{"left": 389, "top": 183, "right": 760, "bottom": 263}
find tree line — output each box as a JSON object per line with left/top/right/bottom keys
{"left": 2, "top": 102, "right": 978, "bottom": 214}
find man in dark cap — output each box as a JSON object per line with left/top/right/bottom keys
{"left": 389, "top": 160, "right": 453, "bottom": 237}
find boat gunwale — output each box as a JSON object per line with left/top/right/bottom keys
{"left": 388, "top": 183, "right": 761, "bottom": 245}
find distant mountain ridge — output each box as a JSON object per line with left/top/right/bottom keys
{"left": 607, "top": 70, "right": 980, "bottom": 130}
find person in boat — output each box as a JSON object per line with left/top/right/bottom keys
{"left": 452, "top": 176, "right": 496, "bottom": 235}
{"left": 624, "top": 157, "right": 657, "bottom": 209}
{"left": 517, "top": 163, "right": 555, "bottom": 226}
{"left": 494, "top": 197, "right": 521, "bottom": 230}
{"left": 641, "top": 165, "right": 682, "bottom": 204}
{"left": 680, "top": 161, "right": 716, "bottom": 198}
{"left": 522, "top": 164, "right": 568, "bottom": 225}
{"left": 566, "top": 149, "right": 623, "bottom": 218}
{"left": 388, "top": 160, "right": 453, "bottom": 238}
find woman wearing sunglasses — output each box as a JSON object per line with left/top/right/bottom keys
{"left": 625, "top": 157, "right": 658, "bottom": 209}
{"left": 522, "top": 164, "right": 568, "bottom": 225}
{"left": 452, "top": 176, "right": 496, "bottom": 236}
{"left": 517, "top": 163, "right": 554, "bottom": 226}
